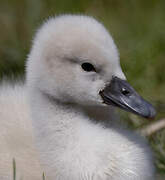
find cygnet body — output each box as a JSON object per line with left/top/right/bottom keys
{"left": 0, "top": 15, "right": 156, "bottom": 180}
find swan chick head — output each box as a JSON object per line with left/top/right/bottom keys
{"left": 27, "top": 15, "right": 125, "bottom": 106}
{"left": 27, "top": 15, "right": 156, "bottom": 118}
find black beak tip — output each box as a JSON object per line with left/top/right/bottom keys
{"left": 146, "top": 105, "right": 157, "bottom": 119}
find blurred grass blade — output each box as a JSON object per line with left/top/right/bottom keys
{"left": 13, "top": 158, "right": 16, "bottom": 180}
{"left": 43, "top": 172, "right": 45, "bottom": 180}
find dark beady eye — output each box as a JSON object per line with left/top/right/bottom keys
{"left": 81, "top": 62, "right": 96, "bottom": 72}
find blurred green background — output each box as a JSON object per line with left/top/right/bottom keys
{"left": 0, "top": 0, "right": 165, "bottom": 178}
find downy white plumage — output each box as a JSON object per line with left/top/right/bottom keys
{"left": 0, "top": 15, "right": 156, "bottom": 180}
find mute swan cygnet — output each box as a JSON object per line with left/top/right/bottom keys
{"left": 0, "top": 15, "right": 156, "bottom": 180}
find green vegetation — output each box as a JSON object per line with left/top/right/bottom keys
{"left": 12, "top": 159, "right": 46, "bottom": 180}
{"left": 1, "top": 0, "right": 165, "bottom": 177}
{"left": 13, "top": 159, "right": 16, "bottom": 180}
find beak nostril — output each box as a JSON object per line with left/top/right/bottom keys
{"left": 121, "top": 88, "right": 130, "bottom": 96}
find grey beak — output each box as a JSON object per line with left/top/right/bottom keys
{"left": 99, "top": 76, "right": 156, "bottom": 119}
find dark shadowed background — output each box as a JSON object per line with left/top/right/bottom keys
{"left": 0, "top": 0, "right": 165, "bottom": 178}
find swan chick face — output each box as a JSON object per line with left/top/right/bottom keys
{"left": 27, "top": 15, "right": 125, "bottom": 105}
